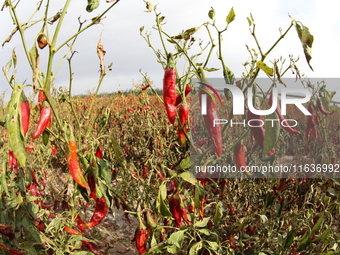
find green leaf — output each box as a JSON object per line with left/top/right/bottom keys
{"left": 264, "top": 111, "right": 280, "bottom": 154}
{"left": 208, "top": 7, "right": 215, "bottom": 20}
{"left": 178, "top": 157, "right": 190, "bottom": 170}
{"left": 198, "top": 228, "right": 211, "bottom": 236}
{"left": 311, "top": 214, "right": 324, "bottom": 235}
{"left": 257, "top": 61, "right": 273, "bottom": 76}
{"left": 284, "top": 229, "right": 297, "bottom": 249}
{"left": 313, "top": 225, "right": 331, "bottom": 242}
{"left": 86, "top": 0, "right": 100, "bottom": 12}
{"left": 295, "top": 227, "right": 311, "bottom": 252}
{"left": 12, "top": 48, "right": 17, "bottom": 68}
{"left": 194, "top": 217, "right": 210, "bottom": 228}
{"left": 259, "top": 214, "right": 269, "bottom": 227}
{"left": 293, "top": 20, "right": 314, "bottom": 71}
{"left": 189, "top": 241, "right": 203, "bottom": 255}
{"left": 111, "top": 138, "right": 127, "bottom": 170}
{"left": 73, "top": 252, "right": 94, "bottom": 255}
{"left": 6, "top": 85, "right": 26, "bottom": 167}
{"left": 194, "top": 183, "right": 205, "bottom": 208}
{"left": 213, "top": 201, "right": 223, "bottom": 225}
{"left": 168, "top": 230, "right": 185, "bottom": 248}
{"left": 226, "top": 7, "right": 235, "bottom": 24}
{"left": 247, "top": 17, "right": 252, "bottom": 26}
{"left": 29, "top": 42, "right": 39, "bottom": 88}
{"left": 167, "top": 245, "right": 180, "bottom": 254}
{"left": 179, "top": 171, "right": 196, "bottom": 185}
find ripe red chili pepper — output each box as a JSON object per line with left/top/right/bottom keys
{"left": 177, "top": 104, "right": 189, "bottom": 146}
{"left": 135, "top": 227, "right": 148, "bottom": 254}
{"left": 0, "top": 225, "right": 15, "bottom": 240}
{"left": 76, "top": 215, "right": 86, "bottom": 233}
{"left": 95, "top": 146, "right": 103, "bottom": 159}
{"left": 88, "top": 173, "right": 96, "bottom": 199}
{"left": 32, "top": 102, "right": 52, "bottom": 139}
{"left": 317, "top": 99, "right": 333, "bottom": 115}
{"left": 169, "top": 195, "right": 182, "bottom": 228}
{"left": 198, "top": 82, "right": 223, "bottom": 156}
{"left": 64, "top": 226, "right": 82, "bottom": 235}
{"left": 268, "top": 93, "right": 301, "bottom": 135}
{"left": 20, "top": 96, "right": 30, "bottom": 137}
{"left": 38, "top": 90, "right": 46, "bottom": 109}
{"left": 66, "top": 139, "right": 89, "bottom": 189}
{"left": 233, "top": 142, "right": 251, "bottom": 176}
{"left": 175, "top": 85, "right": 191, "bottom": 106}
{"left": 306, "top": 104, "right": 317, "bottom": 141}
{"left": 163, "top": 54, "right": 177, "bottom": 124}
{"left": 247, "top": 107, "right": 275, "bottom": 156}
{"left": 8, "top": 150, "right": 18, "bottom": 175}
{"left": 86, "top": 197, "right": 108, "bottom": 228}
{"left": 141, "top": 84, "right": 150, "bottom": 91}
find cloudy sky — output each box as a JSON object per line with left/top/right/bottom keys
{"left": 1, "top": 0, "right": 340, "bottom": 102}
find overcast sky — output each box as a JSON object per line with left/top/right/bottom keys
{"left": 1, "top": 0, "right": 340, "bottom": 102}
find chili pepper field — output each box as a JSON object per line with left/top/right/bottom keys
{"left": 1, "top": 1, "right": 340, "bottom": 255}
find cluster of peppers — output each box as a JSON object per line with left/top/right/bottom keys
{"left": 163, "top": 53, "right": 190, "bottom": 146}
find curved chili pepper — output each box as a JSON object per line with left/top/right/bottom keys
{"left": 306, "top": 104, "right": 317, "bottom": 141}
{"left": 268, "top": 93, "right": 301, "bottom": 135}
{"left": 20, "top": 96, "right": 30, "bottom": 137}
{"left": 177, "top": 104, "right": 189, "bottom": 146}
{"left": 135, "top": 227, "right": 148, "bottom": 254}
{"left": 86, "top": 197, "right": 108, "bottom": 228}
{"left": 32, "top": 102, "right": 52, "bottom": 139}
{"left": 66, "top": 139, "right": 89, "bottom": 189}
{"left": 317, "top": 99, "right": 333, "bottom": 115}
{"left": 175, "top": 85, "right": 191, "bottom": 106}
{"left": 163, "top": 54, "right": 177, "bottom": 124}
{"left": 76, "top": 215, "right": 86, "bottom": 233}
{"left": 233, "top": 142, "right": 251, "bottom": 176}
{"left": 247, "top": 107, "right": 275, "bottom": 155}
{"left": 198, "top": 82, "right": 223, "bottom": 156}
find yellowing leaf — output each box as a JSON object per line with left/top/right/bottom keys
{"left": 258, "top": 61, "right": 273, "bottom": 76}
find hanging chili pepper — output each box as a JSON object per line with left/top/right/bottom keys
{"left": 86, "top": 197, "right": 108, "bottom": 228}
{"left": 317, "top": 99, "right": 333, "bottom": 115}
{"left": 268, "top": 92, "right": 301, "bottom": 135}
{"left": 20, "top": 94, "right": 30, "bottom": 137}
{"left": 66, "top": 133, "right": 89, "bottom": 189}
{"left": 8, "top": 150, "right": 19, "bottom": 175}
{"left": 134, "top": 226, "right": 148, "bottom": 254}
{"left": 198, "top": 80, "right": 223, "bottom": 157}
{"left": 233, "top": 142, "right": 251, "bottom": 176}
{"left": 306, "top": 103, "right": 317, "bottom": 141}
{"left": 95, "top": 146, "right": 103, "bottom": 159}
{"left": 247, "top": 107, "right": 275, "bottom": 156}
{"left": 32, "top": 101, "right": 52, "bottom": 139}
{"left": 175, "top": 85, "right": 191, "bottom": 106}
{"left": 169, "top": 195, "right": 182, "bottom": 228}
{"left": 163, "top": 53, "right": 177, "bottom": 124}
{"left": 38, "top": 90, "right": 46, "bottom": 110}
{"left": 88, "top": 173, "right": 96, "bottom": 199}
{"left": 177, "top": 104, "right": 189, "bottom": 146}
{"left": 76, "top": 215, "right": 86, "bottom": 233}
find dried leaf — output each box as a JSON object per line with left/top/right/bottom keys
{"left": 97, "top": 38, "right": 106, "bottom": 77}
